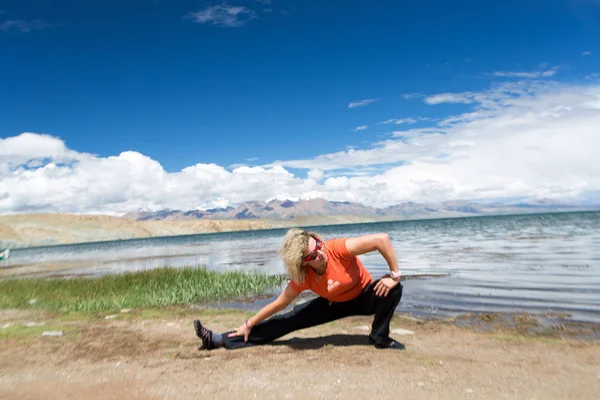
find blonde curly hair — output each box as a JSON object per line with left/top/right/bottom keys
{"left": 280, "top": 228, "right": 325, "bottom": 283}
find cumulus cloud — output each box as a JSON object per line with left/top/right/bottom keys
{"left": 185, "top": 5, "right": 256, "bottom": 27}
{"left": 2, "top": 80, "right": 600, "bottom": 214}
{"left": 354, "top": 125, "right": 368, "bottom": 131}
{"left": 348, "top": 99, "right": 379, "bottom": 109}
{"left": 307, "top": 168, "right": 324, "bottom": 181}
{"left": 0, "top": 138, "right": 303, "bottom": 214}
{"left": 0, "top": 19, "right": 50, "bottom": 33}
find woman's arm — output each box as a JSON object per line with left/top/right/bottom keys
{"left": 228, "top": 284, "right": 299, "bottom": 341}
{"left": 345, "top": 233, "right": 401, "bottom": 297}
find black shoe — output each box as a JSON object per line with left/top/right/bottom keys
{"left": 194, "top": 319, "right": 215, "bottom": 350}
{"left": 369, "top": 335, "right": 406, "bottom": 350}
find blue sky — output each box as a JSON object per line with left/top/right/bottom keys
{"left": 0, "top": 0, "right": 599, "bottom": 213}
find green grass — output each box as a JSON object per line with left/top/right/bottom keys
{"left": 0, "top": 267, "right": 287, "bottom": 313}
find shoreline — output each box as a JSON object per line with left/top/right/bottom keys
{"left": 3, "top": 263, "right": 599, "bottom": 329}
{"left": 2, "top": 209, "right": 598, "bottom": 249}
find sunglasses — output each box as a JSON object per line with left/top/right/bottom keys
{"left": 303, "top": 238, "right": 322, "bottom": 262}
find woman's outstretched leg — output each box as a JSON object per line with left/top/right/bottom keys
{"left": 195, "top": 296, "right": 358, "bottom": 350}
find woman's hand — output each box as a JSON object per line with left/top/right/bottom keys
{"left": 228, "top": 320, "right": 252, "bottom": 342}
{"left": 374, "top": 275, "right": 399, "bottom": 297}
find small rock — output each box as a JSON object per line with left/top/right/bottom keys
{"left": 391, "top": 328, "right": 415, "bottom": 335}
{"left": 28, "top": 299, "right": 37, "bottom": 305}
{"left": 1, "top": 323, "right": 14, "bottom": 329}
{"left": 355, "top": 325, "right": 370, "bottom": 331}
{"left": 42, "top": 331, "right": 63, "bottom": 337}
{"left": 439, "top": 361, "right": 444, "bottom": 365}
{"left": 466, "top": 389, "right": 474, "bottom": 394}
{"left": 105, "top": 315, "right": 117, "bottom": 320}
{"left": 204, "top": 357, "right": 210, "bottom": 361}
{"left": 23, "top": 322, "right": 45, "bottom": 327}
{"left": 166, "top": 322, "right": 176, "bottom": 327}
{"left": 120, "top": 309, "right": 132, "bottom": 313}
{"left": 418, "top": 382, "right": 425, "bottom": 387}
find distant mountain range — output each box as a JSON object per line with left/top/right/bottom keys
{"left": 122, "top": 198, "right": 598, "bottom": 222}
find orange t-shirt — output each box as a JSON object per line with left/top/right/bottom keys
{"left": 288, "top": 238, "right": 373, "bottom": 302}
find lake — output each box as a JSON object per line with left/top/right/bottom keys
{"left": 2, "top": 211, "right": 599, "bottom": 323}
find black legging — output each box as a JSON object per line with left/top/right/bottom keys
{"left": 222, "top": 280, "right": 403, "bottom": 349}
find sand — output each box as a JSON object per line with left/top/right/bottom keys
{"left": 0, "top": 213, "right": 381, "bottom": 248}
{"left": 1, "top": 308, "right": 599, "bottom": 400}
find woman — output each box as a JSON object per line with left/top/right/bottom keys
{"left": 194, "top": 228, "right": 404, "bottom": 350}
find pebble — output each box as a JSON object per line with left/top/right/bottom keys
{"left": 166, "top": 322, "right": 176, "bottom": 327}
{"left": 120, "top": 309, "right": 132, "bottom": 313}
{"left": 23, "top": 322, "right": 45, "bottom": 327}
{"left": 418, "top": 382, "right": 425, "bottom": 387}
{"left": 42, "top": 331, "right": 63, "bottom": 337}
{"left": 105, "top": 315, "right": 117, "bottom": 320}
{"left": 466, "top": 389, "right": 474, "bottom": 393}
{"left": 28, "top": 299, "right": 37, "bottom": 304}
{"left": 1, "top": 322, "right": 14, "bottom": 329}
{"left": 355, "top": 325, "right": 370, "bottom": 331}
{"left": 391, "top": 328, "right": 415, "bottom": 335}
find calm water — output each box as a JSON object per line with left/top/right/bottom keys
{"left": 2, "top": 212, "right": 599, "bottom": 322}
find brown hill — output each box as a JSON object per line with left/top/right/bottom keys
{"left": 0, "top": 214, "right": 273, "bottom": 248}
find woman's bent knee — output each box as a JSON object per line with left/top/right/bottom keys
{"left": 391, "top": 283, "right": 403, "bottom": 299}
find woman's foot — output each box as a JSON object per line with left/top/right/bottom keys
{"left": 194, "top": 319, "right": 215, "bottom": 350}
{"left": 369, "top": 335, "right": 406, "bottom": 350}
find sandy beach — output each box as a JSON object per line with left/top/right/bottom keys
{"left": 1, "top": 308, "right": 599, "bottom": 400}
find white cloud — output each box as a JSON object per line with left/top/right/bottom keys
{"left": 582, "top": 51, "right": 592, "bottom": 56}
{"left": 380, "top": 118, "right": 422, "bottom": 125}
{"left": 2, "top": 80, "right": 600, "bottom": 214}
{"left": 269, "top": 80, "right": 600, "bottom": 204}
{"left": 0, "top": 19, "right": 50, "bottom": 33}
{"left": 348, "top": 99, "right": 379, "bottom": 109}
{"left": 402, "top": 93, "right": 423, "bottom": 100}
{"left": 185, "top": 5, "right": 256, "bottom": 27}
{"left": 424, "top": 92, "right": 475, "bottom": 105}
{"left": 307, "top": 168, "right": 324, "bottom": 181}
{"left": 354, "top": 125, "right": 368, "bottom": 131}
{"left": 492, "top": 67, "right": 559, "bottom": 78}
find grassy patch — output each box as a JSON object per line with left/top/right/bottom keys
{"left": 0, "top": 267, "right": 287, "bottom": 313}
